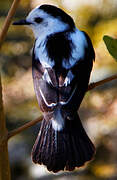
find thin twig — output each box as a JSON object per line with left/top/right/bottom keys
{"left": 7, "top": 116, "right": 43, "bottom": 139}
{"left": 0, "top": 0, "right": 20, "bottom": 48}
{"left": 8, "top": 73, "right": 117, "bottom": 139}
{"left": 88, "top": 74, "right": 117, "bottom": 91}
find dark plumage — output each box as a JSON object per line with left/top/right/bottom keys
{"left": 31, "top": 29, "right": 95, "bottom": 172}
{"left": 32, "top": 114, "right": 95, "bottom": 172}
{"left": 46, "top": 32, "right": 73, "bottom": 70}
{"left": 13, "top": 4, "right": 95, "bottom": 172}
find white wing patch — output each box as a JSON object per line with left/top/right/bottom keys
{"left": 62, "top": 28, "right": 88, "bottom": 69}
{"left": 64, "top": 70, "right": 74, "bottom": 86}
{"left": 42, "top": 69, "right": 52, "bottom": 85}
{"left": 39, "top": 87, "right": 57, "bottom": 107}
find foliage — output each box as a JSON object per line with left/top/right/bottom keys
{"left": 103, "top": 35, "right": 117, "bottom": 61}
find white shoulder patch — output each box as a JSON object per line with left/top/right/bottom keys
{"left": 42, "top": 69, "right": 52, "bottom": 85}
{"left": 39, "top": 87, "right": 57, "bottom": 107}
{"left": 62, "top": 28, "right": 88, "bottom": 69}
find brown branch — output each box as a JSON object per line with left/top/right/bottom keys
{"left": 0, "top": 0, "right": 20, "bottom": 48}
{"left": 0, "top": 75, "right": 11, "bottom": 180}
{"left": 8, "top": 73, "right": 117, "bottom": 139}
{"left": 0, "top": 1, "right": 22, "bottom": 178}
{"left": 88, "top": 74, "right": 117, "bottom": 91}
{"left": 8, "top": 116, "right": 43, "bottom": 140}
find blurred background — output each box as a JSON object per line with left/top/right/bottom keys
{"left": 1, "top": 0, "right": 117, "bottom": 179}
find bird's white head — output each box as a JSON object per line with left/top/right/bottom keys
{"left": 13, "top": 4, "right": 75, "bottom": 39}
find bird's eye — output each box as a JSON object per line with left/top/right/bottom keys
{"left": 34, "top": 17, "right": 43, "bottom": 23}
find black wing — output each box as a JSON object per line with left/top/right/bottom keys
{"left": 32, "top": 58, "right": 58, "bottom": 112}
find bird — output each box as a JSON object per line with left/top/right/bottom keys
{"left": 13, "top": 4, "right": 95, "bottom": 172}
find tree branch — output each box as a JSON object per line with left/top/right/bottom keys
{"left": 8, "top": 73, "right": 117, "bottom": 139}
{"left": 0, "top": 0, "right": 21, "bottom": 48}
{"left": 0, "top": 0, "right": 22, "bottom": 178}
{"left": 8, "top": 116, "right": 43, "bottom": 140}
{"left": 88, "top": 74, "right": 117, "bottom": 91}
{"left": 0, "top": 75, "right": 11, "bottom": 180}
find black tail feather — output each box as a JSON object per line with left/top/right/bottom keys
{"left": 31, "top": 114, "right": 95, "bottom": 172}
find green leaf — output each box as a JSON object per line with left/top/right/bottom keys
{"left": 103, "top": 35, "right": 117, "bottom": 61}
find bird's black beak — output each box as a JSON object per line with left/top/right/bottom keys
{"left": 13, "top": 19, "right": 32, "bottom": 25}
